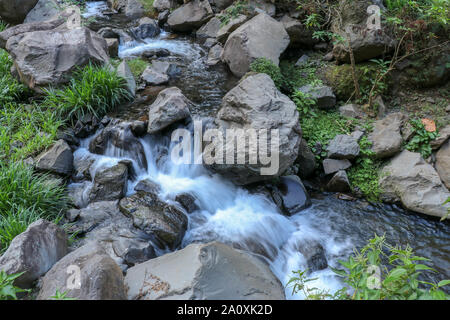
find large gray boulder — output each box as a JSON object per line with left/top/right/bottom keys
{"left": 147, "top": 87, "right": 192, "bottom": 134}
{"left": 436, "top": 140, "right": 450, "bottom": 189}
{"left": 35, "top": 139, "right": 73, "bottom": 176}
{"left": 280, "top": 14, "right": 316, "bottom": 48}
{"left": 209, "top": 73, "right": 301, "bottom": 185}
{"left": 37, "top": 242, "right": 127, "bottom": 300}
{"left": 0, "top": 0, "right": 39, "bottom": 24}
{"left": 368, "top": 112, "right": 406, "bottom": 159}
{"left": 119, "top": 192, "right": 188, "bottom": 248}
{"left": 0, "top": 220, "right": 67, "bottom": 288}
{"left": 298, "top": 85, "right": 336, "bottom": 110}
{"left": 327, "top": 134, "right": 360, "bottom": 159}
{"left": 379, "top": 150, "right": 450, "bottom": 218}
{"left": 129, "top": 17, "right": 160, "bottom": 40}
{"left": 216, "top": 14, "right": 248, "bottom": 44}
{"left": 271, "top": 175, "right": 311, "bottom": 215}
{"left": 89, "top": 163, "right": 129, "bottom": 203}
{"left": 6, "top": 27, "right": 109, "bottom": 91}
{"left": 125, "top": 242, "right": 285, "bottom": 300}
{"left": 24, "top": 0, "right": 61, "bottom": 23}
{"left": 323, "top": 158, "right": 352, "bottom": 175}
{"left": 222, "top": 13, "right": 290, "bottom": 78}
{"left": 331, "top": 0, "right": 395, "bottom": 63}
{"left": 167, "top": 0, "right": 213, "bottom": 32}
{"left": 107, "top": 0, "right": 144, "bottom": 19}
{"left": 196, "top": 16, "right": 221, "bottom": 40}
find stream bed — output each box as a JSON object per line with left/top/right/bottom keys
{"left": 76, "top": 1, "right": 450, "bottom": 299}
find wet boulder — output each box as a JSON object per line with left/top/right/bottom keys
{"left": 296, "top": 139, "right": 316, "bottom": 179}
{"left": 167, "top": 0, "right": 214, "bottom": 32}
{"left": 5, "top": 27, "right": 109, "bottom": 91}
{"left": 436, "top": 140, "right": 450, "bottom": 189}
{"left": 89, "top": 122, "right": 147, "bottom": 170}
{"left": 119, "top": 192, "right": 188, "bottom": 248}
{"left": 327, "top": 134, "right": 360, "bottom": 160}
{"left": 0, "top": 0, "right": 39, "bottom": 24}
{"left": 175, "top": 193, "right": 200, "bottom": 213}
{"left": 89, "top": 163, "right": 129, "bottom": 203}
{"left": 0, "top": 220, "right": 67, "bottom": 288}
{"left": 129, "top": 17, "right": 160, "bottom": 40}
{"left": 368, "top": 112, "right": 406, "bottom": 159}
{"left": 222, "top": 13, "right": 289, "bottom": 78}
{"left": 326, "top": 170, "right": 351, "bottom": 192}
{"left": 297, "top": 241, "right": 328, "bottom": 273}
{"left": 271, "top": 176, "right": 311, "bottom": 215}
{"left": 379, "top": 150, "right": 450, "bottom": 218}
{"left": 125, "top": 242, "right": 285, "bottom": 299}
{"left": 209, "top": 73, "right": 301, "bottom": 185}
{"left": 134, "top": 179, "right": 161, "bottom": 195}
{"left": 37, "top": 242, "right": 127, "bottom": 300}
{"left": 147, "top": 87, "right": 192, "bottom": 134}
{"left": 298, "top": 85, "right": 336, "bottom": 110}
{"left": 24, "top": 0, "right": 61, "bottom": 23}
{"left": 35, "top": 139, "right": 73, "bottom": 176}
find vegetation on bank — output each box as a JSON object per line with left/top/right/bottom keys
{"left": 0, "top": 45, "right": 131, "bottom": 254}
{"left": 288, "top": 235, "right": 450, "bottom": 300}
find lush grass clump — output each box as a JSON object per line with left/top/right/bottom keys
{"left": 0, "top": 161, "right": 68, "bottom": 253}
{"left": 0, "top": 104, "right": 61, "bottom": 161}
{"left": 127, "top": 58, "right": 150, "bottom": 80}
{"left": 44, "top": 63, "right": 133, "bottom": 122}
{"left": 0, "top": 20, "right": 7, "bottom": 32}
{"left": 0, "top": 50, "right": 28, "bottom": 105}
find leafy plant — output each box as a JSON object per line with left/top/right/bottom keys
{"left": 288, "top": 235, "right": 450, "bottom": 300}
{"left": 250, "top": 58, "right": 286, "bottom": 91}
{"left": 50, "top": 289, "right": 78, "bottom": 300}
{"left": 43, "top": 63, "right": 132, "bottom": 122}
{"left": 0, "top": 271, "right": 29, "bottom": 300}
{"left": 405, "top": 118, "right": 438, "bottom": 158}
{"left": 292, "top": 90, "right": 317, "bottom": 118}
{"left": 218, "top": 0, "right": 249, "bottom": 26}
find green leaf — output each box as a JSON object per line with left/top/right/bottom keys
{"left": 437, "top": 280, "right": 450, "bottom": 288}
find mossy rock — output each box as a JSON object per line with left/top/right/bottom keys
{"left": 322, "top": 62, "right": 380, "bottom": 101}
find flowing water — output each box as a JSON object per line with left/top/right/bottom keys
{"left": 75, "top": 2, "right": 450, "bottom": 298}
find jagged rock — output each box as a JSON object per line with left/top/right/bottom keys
{"left": 298, "top": 85, "right": 336, "bottom": 110}
{"left": 24, "top": 0, "right": 61, "bottom": 23}
{"left": 248, "top": 0, "right": 275, "bottom": 17}
{"left": 280, "top": 14, "right": 317, "bottom": 48}
{"left": 0, "top": 0, "right": 39, "bottom": 24}
{"left": 107, "top": 0, "right": 144, "bottom": 19}
{"left": 296, "top": 139, "right": 316, "bottom": 179}
{"left": 119, "top": 192, "right": 188, "bottom": 248}
{"left": 134, "top": 179, "right": 161, "bottom": 195}
{"left": 436, "top": 140, "right": 450, "bottom": 189}
{"left": 203, "top": 37, "right": 218, "bottom": 48}
{"left": 37, "top": 242, "right": 127, "bottom": 300}
{"left": 326, "top": 170, "right": 351, "bottom": 192}
{"left": 196, "top": 16, "right": 221, "bottom": 39}
{"left": 369, "top": 112, "right": 406, "bottom": 159}
{"left": 209, "top": 73, "right": 301, "bottom": 185}
{"left": 5, "top": 27, "right": 109, "bottom": 90}
{"left": 209, "top": 0, "right": 234, "bottom": 12}
{"left": 323, "top": 158, "right": 352, "bottom": 175}
{"left": 106, "top": 38, "right": 119, "bottom": 58}
{"left": 298, "top": 241, "right": 328, "bottom": 272}
{"left": 89, "top": 163, "right": 128, "bottom": 203}
{"left": 327, "top": 135, "right": 360, "bottom": 159}
{"left": 0, "top": 220, "right": 67, "bottom": 288}
{"left": 130, "top": 120, "right": 147, "bottom": 137}
{"left": 157, "top": 9, "right": 170, "bottom": 26}
{"left": 147, "top": 87, "right": 192, "bottom": 134}
{"left": 379, "top": 150, "right": 450, "bottom": 218}
{"left": 431, "top": 125, "right": 450, "bottom": 150}
{"left": 175, "top": 193, "right": 199, "bottom": 213}
{"left": 89, "top": 122, "right": 147, "bottom": 169}
{"left": 167, "top": 0, "right": 213, "bottom": 32}
{"left": 142, "top": 65, "right": 169, "bottom": 85}
{"left": 35, "top": 139, "right": 73, "bottom": 176}
{"left": 339, "top": 104, "right": 364, "bottom": 118}
{"left": 222, "top": 13, "right": 289, "bottom": 77}
{"left": 206, "top": 43, "right": 223, "bottom": 65}
{"left": 129, "top": 17, "right": 160, "bottom": 40}
{"left": 331, "top": 0, "right": 395, "bottom": 63}
{"left": 216, "top": 14, "right": 248, "bottom": 44}
{"left": 271, "top": 176, "right": 311, "bottom": 215}
{"left": 116, "top": 61, "right": 135, "bottom": 97}
{"left": 97, "top": 26, "right": 133, "bottom": 44}
{"left": 125, "top": 242, "right": 285, "bottom": 300}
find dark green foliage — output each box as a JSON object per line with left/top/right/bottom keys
{"left": 405, "top": 118, "right": 439, "bottom": 158}
{"left": 250, "top": 58, "right": 286, "bottom": 91}
{"left": 0, "top": 50, "right": 28, "bottom": 105}
{"left": 0, "top": 271, "right": 29, "bottom": 300}
{"left": 288, "top": 235, "right": 450, "bottom": 300}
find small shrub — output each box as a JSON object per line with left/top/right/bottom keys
{"left": 43, "top": 63, "right": 132, "bottom": 122}
{"left": 288, "top": 235, "right": 450, "bottom": 300}
{"left": 405, "top": 118, "right": 438, "bottom": 159}
{"left": 292, "top": 90, "right": 317, "bottom": 118}
{"left": 0, "top": 271, "right": 29, "bottom": 300}
{"left": 250, "top": 58, "right": 285, "bottom": 91}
